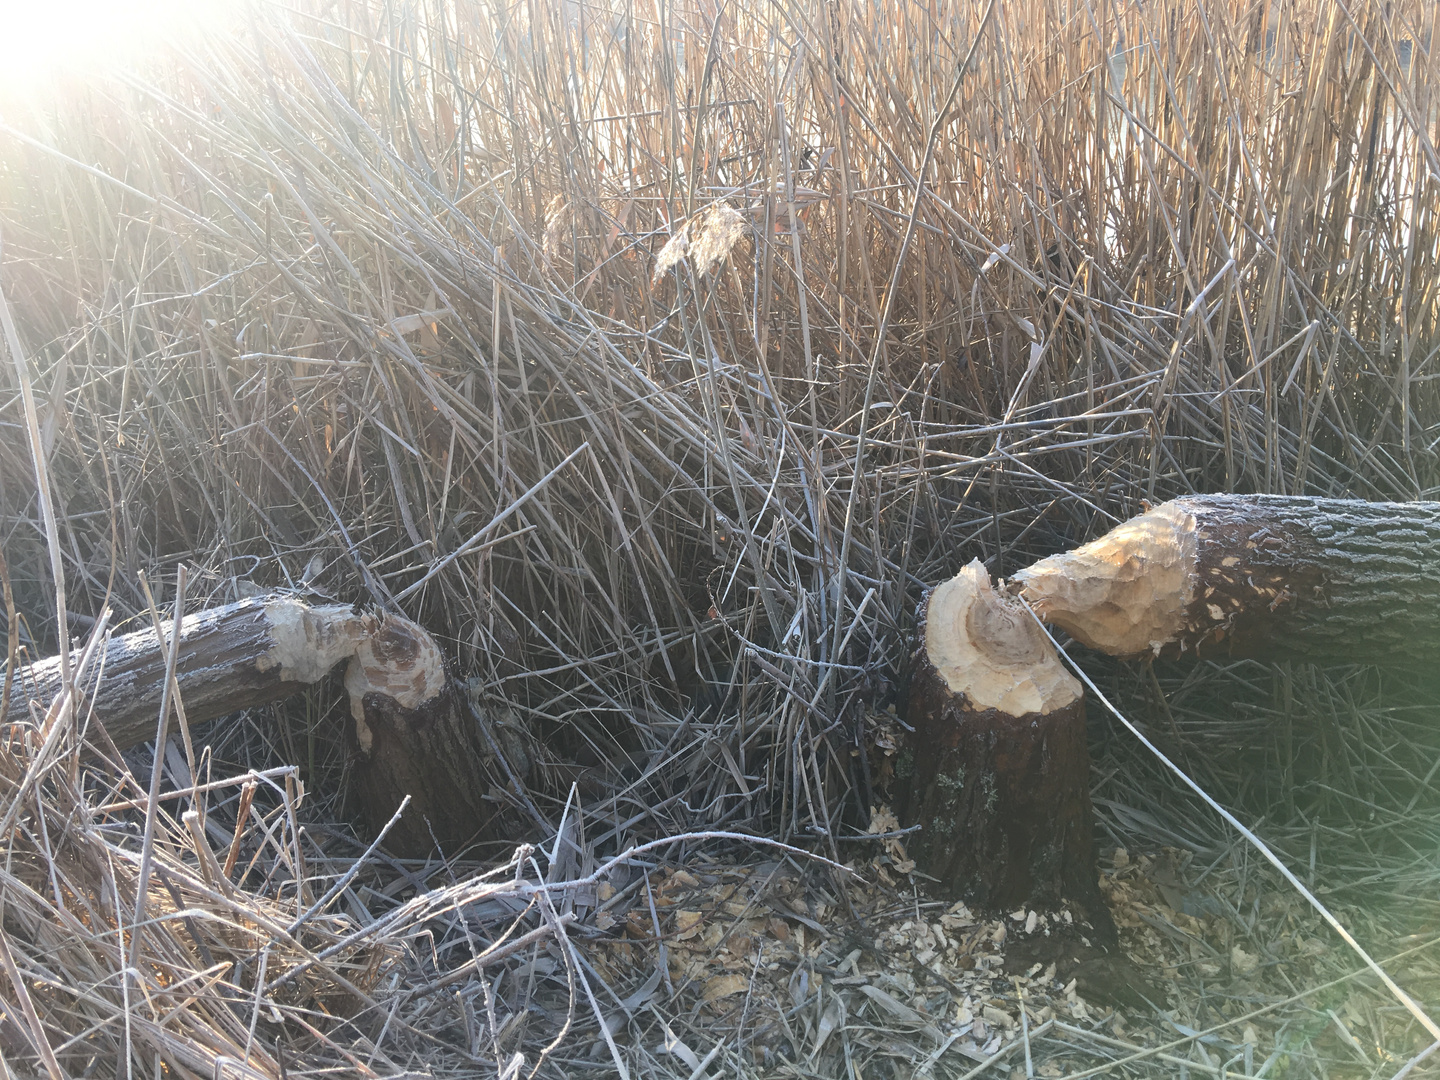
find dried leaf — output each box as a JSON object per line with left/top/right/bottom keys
{"left": 703, "top": 973, "right": 749, "bottom": 1002}
{"left": 868, "top": 806, "right": 899, "bottom": 834}
{"left": 652, "top": 203, "right": 748, "bottom": 283}
{"left": 982, "top": 1004, "right": 1013, "bottom": 1029}
{"left": 658, "top": 1027, "right": 701, "bottom": 1071}
{"left": 620, "top": 966, "right": 663, "bottom": 1010}
{"left": 1231, "top": 944, "right": 1260, "bottom": 976}
{"left": 652, "top": 230, "right": 689, "bottom": 282}
{"left": 980, "top": 243, "right": 1011, "bottom": 272}
{"left": 812, "top": 992, "right": 846, "bottom": 1058}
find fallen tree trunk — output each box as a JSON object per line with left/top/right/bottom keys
{"left": 4, "top": 596, "right": 372, "bottom": 746}
{"left": 5, "top": 595, "right": 496, "bottom": 855}
{"left": 1014, "top": 494, "right": 1440, "bottom": 666}
{"left": 900, "top": 561, "right": 1108, "bottom": 926}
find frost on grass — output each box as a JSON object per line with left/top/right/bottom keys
{"left": 653, "top": 203, "right": 748, "bottom": 283}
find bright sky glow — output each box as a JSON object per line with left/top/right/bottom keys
{"left": 0, "top": 0, "right": 232, "bottom": 96}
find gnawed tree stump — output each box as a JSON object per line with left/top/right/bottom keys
{"left": 1015, "top": 494, "right": 1440, "bottom": 666}
{"left": 5, "top": 595, "right": 495, "bottom": 854}
{"left": 900, "top": 561, "right": 1106, "bottom": 925}
{"left": 341, "top": 615, "right": 497, "bottom": 855}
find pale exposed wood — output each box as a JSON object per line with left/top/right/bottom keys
{"left": 1013, "top": 502, "right": 1198, "bottom": 655}
{"left": 924, "top": 561, "right": 1082, "bottom": 715}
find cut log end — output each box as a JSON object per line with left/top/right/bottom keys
{"left": 902, "top": 561, "right": 1105, "bottom": 930}
{"left": 1014, "top": 493, "right": 1440, "bottom": 666}
{"left": 926, "top": 560, "right": 1082, "bottom": 714}
{"left": 343, "top": 614, "right": 448, "bottom": 754}
{"left": 1014, "top": 501, "right": 1198, "bottom": 656}
{"left": 260, "top": 598, "right": 374, "bottom": 684}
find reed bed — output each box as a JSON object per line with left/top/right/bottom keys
{"left": 2, "top": 0, "right": 1440, "bottom": 1073}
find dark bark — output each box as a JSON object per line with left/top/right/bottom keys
{"left": 901, "top": 667, "right": 1102, "bottom": 917}
{"left": 1017, "top": 494, "right": 1440, "bottom": 666}
{"left": 342, "top": 618, "right": 499, "bottom": 854}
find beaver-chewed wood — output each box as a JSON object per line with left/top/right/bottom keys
{"left": 900, "top": 560, "right": 1106, "bottom": 927}
{"left": 342, "top": 614, "right": 496, "bottom": 855}
{"left": 1014, "top": 494, "right": 1440, "bottom": 666}
{"left": 5, "top": 595, "right": 495, "bottom": 855}
{"left": 3, "top": 596, "right": 372, "bottom": 748}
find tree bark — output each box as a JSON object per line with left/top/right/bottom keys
{"left": 1015, "top": 494, "right": 1440, "bottom": 666}
{"left": 900, "top": 561, "right": 1107, "bottom": 925}
{"left": 4, "top": 596, "right": 370, "bottom": 747}
{"left": 4, "top": 595, "right": 498, "bottom": 855}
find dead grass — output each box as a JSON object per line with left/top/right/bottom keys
{"left": 2, "top": 0, "right": 1440, "bottom": 1074}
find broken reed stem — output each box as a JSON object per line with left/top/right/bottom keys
{"left": 286, "top": 794, "right": 410, "bottom": 937}
{"left": 0, "top": 548, "right": 16, "bottom": 723}
{"left": 222, "top": 780, "right": 259, "bottom": 881}
{"left": 130, "top": 564, "right": 188, "bottom": 975}
{"left": 96, "top": 768, "right": 290, "bottom": 815}
{"left": 140, "top": 571, "right": 201, "bottom": 815}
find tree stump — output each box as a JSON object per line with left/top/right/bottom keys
{"left": 342, "top": 613, "right": 499, "bottom": 855}
{"left": 900, "top": 560, "right": 1105, "bottom": 923}
{"left": 1014, "top": 494, "right": 1440, "bottom": 666}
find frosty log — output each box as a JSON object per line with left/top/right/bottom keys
{"left": 1014, "top": 494, "right": 1440, "bottom": 666}
{"left": 900, "top": 561, "right": 1105, "bottom": 920}
{"left": 3, "top": 596, "right": 372, "bottom": 748}
{"left": 4, "top": 595, "right": 493, "bottom": 854}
